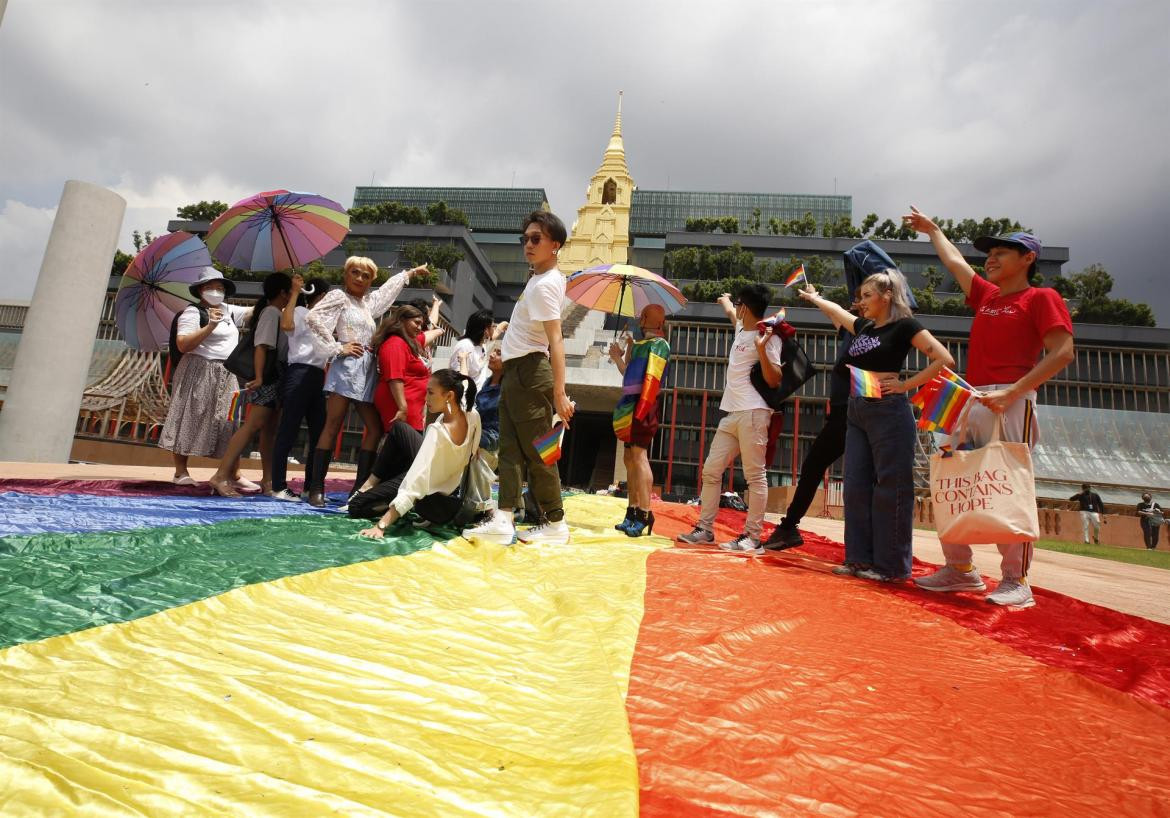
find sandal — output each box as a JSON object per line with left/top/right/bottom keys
{"left": 172, "top": 474, "right": 197, "bottom": 486}
{"left": 209, "top": 477, "right": 241, "bottom": 498}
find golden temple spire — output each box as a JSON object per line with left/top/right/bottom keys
{"left": 606, "top": 90, "right": 624, "bottom": 155}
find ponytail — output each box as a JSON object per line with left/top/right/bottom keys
{"left": 431, "top": 368, "right": 477, "bottom": 412}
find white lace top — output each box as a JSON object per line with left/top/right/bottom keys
{"left": 305, "top": 271, "right": 409, "bottom": 357}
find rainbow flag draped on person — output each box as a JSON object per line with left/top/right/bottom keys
{"left": 613, "top": 338, "right": 671, "bottom": 443}
{"left": 847, "top": 365, "right": 883, "bottom": 398}
{"left": 533, "top": 422, "right": 566, "bottom": 466}
{"left": 784, "top": 264, "right": 807, "bottom": 288}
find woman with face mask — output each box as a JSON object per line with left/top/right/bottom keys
{"left": 159, "top": 268, "right": 254, "bottom": 488}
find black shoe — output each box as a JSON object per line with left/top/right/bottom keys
{"left": 615, "top": 506, "right": 636, "bottom": 532}
{"left": 764, "top": 524, "right": 804, "bottom": 551}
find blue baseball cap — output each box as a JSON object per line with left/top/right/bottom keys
{"left": 973, "top": 232, "right": 1042, "bottom": 257}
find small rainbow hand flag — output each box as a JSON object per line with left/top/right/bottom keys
{"left": 918, "top": 376, "right": 974, "bottom": 434}
{"left": 226, "top": 391, "right": 247, "bottom": 423}
{"left": 756, "top": 308, "right": 787, "bottom": 334}
{"left": 784, "top": 264, "right": 807, "bottom": 288}
{"left": 533, "top": 422, "right": 566, "bottom": 466}
{"left": 847, "top": 365, "right": 883, "bottom": 398}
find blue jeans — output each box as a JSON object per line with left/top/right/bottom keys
{"left": 844, "top": 394, "right": 915, "bottom": 578}
{"left": 271, "top": 363, "right": 327, "bottom": 493}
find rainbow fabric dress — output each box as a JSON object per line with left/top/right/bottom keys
{"left": 612, "top": 338, "right": 671, "bottom": 443}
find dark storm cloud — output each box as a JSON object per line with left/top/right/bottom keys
{"left": 1, "top": 0, "right": 1167, "bottom": 321}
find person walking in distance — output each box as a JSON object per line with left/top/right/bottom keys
{"left": 677, "top": 283, "right": 785, "bottom": 554}
{"left": 1069, "top": 483, "right": 1105, "bottom": 544}
{"left": 904, "top": 207, "right": 1074, "bottom": 608}
{"left": 462, "top": 211, "right": 575, "bottom": 547}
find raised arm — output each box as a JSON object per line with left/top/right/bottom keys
{"left": 716, "top": 292, "right": 737, "bottom": 325}
{"left": 797, "top": 284, "right": 856, "bottom": 333}
{"left": 364, "top": 268, "right": 410, "bottom": 319}
{"left": 902, "top": 206, "right": 978, "bottom": 297}
{"left": 280, "top": 274, "right": 303, "bottom": 333}
{"left": 608, "top": 334, "right": 633, "bottom": 374}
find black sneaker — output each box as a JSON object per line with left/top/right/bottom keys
{"left": 763, "top": 524, "right": 804, "bottom": 551}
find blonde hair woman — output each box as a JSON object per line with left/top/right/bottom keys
{"left": 303, "top": 256, "right": 429, "bottom": 506}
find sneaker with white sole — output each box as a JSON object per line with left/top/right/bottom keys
{"left": 986, "top": 578, "right": 1035, "bottom": 608}
{"left": 718, "top": 533, "right": 763, "bottom": 555}
{"left": 832, "top": 562, "right": 865, "bottom": 576}
{"left": 676, "top": 526, "right": 714, "bottom": 545}
{"left": 913, "top": 565, "right": 987, "bottom": 592}
{"left": 269, "top": 489, "right": 300, "bottom": 502}
{"left": 517, "top": 519, "right": 570, "bottom": 546}
{"left": 855, "top": 567, "right": 908, "bottom": 583}
{"left": 462, "top": 511, "right": 516, "bottom": 546}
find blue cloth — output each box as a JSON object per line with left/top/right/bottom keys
{"left": 476, "top": 382, "right": 501, "bottom": 451}
{"left": 843, "top": 239, "right": 919, "bottom": 309}
{"left": 0, "top": 492, "right": 344, "bottom": 537}
{"left": 323, "top": 351, "right": 377, "bottom": 402}
{"left": 843, "top": 394, "right": 916, "bottom": 578}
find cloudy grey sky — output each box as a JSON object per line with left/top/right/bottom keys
{"left": 2, "top": 0, "right": 1168, "bottom": 323}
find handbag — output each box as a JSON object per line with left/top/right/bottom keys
{"left": 453, "top": 451, "right": 496, "bottom": 527}
{"left": 750, "top": 334, "right": 818, "bottom": 411}
{"left": 224, "top": 324, "right": 283, "bottom": 384}
{"left": 929, "top": 405, "right": 1039, "bottom": 544}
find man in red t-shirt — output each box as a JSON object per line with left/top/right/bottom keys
{"left": 902, "top": 207, "right": 1075, "bottom": 608}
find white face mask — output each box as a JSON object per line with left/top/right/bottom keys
{"left": 202, "top": 289, "right": 225, "bottom": 306}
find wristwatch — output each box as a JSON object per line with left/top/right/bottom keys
{"left": 376, "top": 519, "right": 389, "bottom": 531}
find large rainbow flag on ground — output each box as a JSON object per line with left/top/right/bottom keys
{"left": 613, "top": 338, "right": 670, "bottom": 443}
{"left": 2, "top": 475, "right": 1168, "bottom": 815}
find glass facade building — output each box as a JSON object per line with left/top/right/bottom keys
{"left": 629, "top": 190, "right": 852, "bottom": 237}
{"left": 351, "top": 187, "right": 548, "bottom": 234}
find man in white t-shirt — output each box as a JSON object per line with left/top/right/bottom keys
{"left": 463, "top": 211, "right": 575, "bottom": 547}
{"left": 678, "top": 283, "right": 785, "bottom": 554}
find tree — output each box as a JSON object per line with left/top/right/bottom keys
{"left": 176, "top": 200, "right": 229, "bottom": 221}
{"left": 400, "top": 241, "right": 464, "bottom": 285}
{"left": 744, "top": 208, "right": 762, "bottom": 235}
{"left": 131, "top": 230, "right": 154, "bottom": 251}
{"left": 822, "top": 215, "right": 862, "bottom": 239}
{"left": 1062, "top": 263, "right": 1155, "bottom": 327}
{"left": 111, "top": 249, "right": 134, "bottom": 276}
{"left": 859, "top": 213, "right": 879, "bottom": 236}
{"left": 425, "top": 200, "right": 471, "bottom": 227}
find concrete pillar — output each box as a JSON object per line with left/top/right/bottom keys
{"left": 0, "top": 181, "right": 126, "bottom": 462}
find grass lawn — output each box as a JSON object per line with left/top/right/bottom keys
{"left": 1032, "top": 538, "right": 1170, "bottom": 570}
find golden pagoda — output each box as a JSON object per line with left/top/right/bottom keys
{"left": 558, "top": 92, "right": 634, "bottom": 273}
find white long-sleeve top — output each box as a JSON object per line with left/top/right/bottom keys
{"left": 305, "top": 270, "right": 409, "bottom": 357}
{"left": 391, "top": 409, "right": 482, "bottom": 517}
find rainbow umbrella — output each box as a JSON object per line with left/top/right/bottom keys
{"left": 565, "top": 264, "right": 687, "bottom": 335}
{"left": 114, "top": 231, "right": 207, "bottom": 351}
{"left": 204, "top": 190, "right": 349, "bottom": 272}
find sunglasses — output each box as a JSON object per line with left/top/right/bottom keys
{"left": 518, "top": 233, "right": 544, "bottom": 246}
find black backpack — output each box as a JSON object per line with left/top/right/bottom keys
{"left": 168, "top": 305, "right": 209, "bottom": 369}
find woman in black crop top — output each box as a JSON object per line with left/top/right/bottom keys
{"left": 800, "top": 271, "right": 954, "bottom": 581}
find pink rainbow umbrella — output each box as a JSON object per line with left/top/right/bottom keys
{"left": 205, "top": 189, "right": 350, "bottom": 272}
{"left": 114, "top": 231, "right": 207, "bottom": 351}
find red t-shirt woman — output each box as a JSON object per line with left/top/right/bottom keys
{"left": 373, "top": 306, "right": 430, "bottom": 431}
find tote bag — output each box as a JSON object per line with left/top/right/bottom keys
{"left": 929, "top": 405, "right": 1039, "bottom": 544}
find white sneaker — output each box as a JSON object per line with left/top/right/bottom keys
{"left": 269, "top": 489, "right": 300, "bottom": 502}
{"left": 462, "top": 510, "right": 516, "bottom": 546}
{"left": 986, "top": 578, "right": 1036, "bottom": 608}
{"left": 913, "top": 565, "right": 987, "bottom": 592}
{"left": 517, "top": 519, "right": 570, "bottom": 546}
{"left": 718, "top": 533, "right": 763, "bottom": 555}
